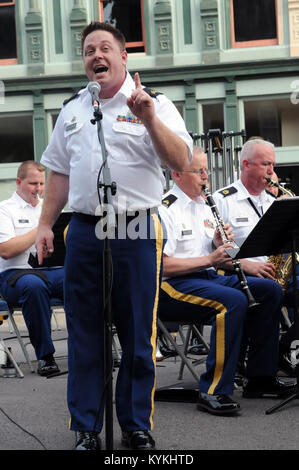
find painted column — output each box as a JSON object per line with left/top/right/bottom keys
{"left": 200, "top": 0, "right": 220, "bottom": 64}
{"left": 224, "top": 77, "right": 239, "bottom": 133}
{"left": 184, "top": 80, "right": 198, "bottom": 134}
{"left": 154, "top": 0, "right": 174, "bottom": 67}
{"left": 288, "top": 0, "right": 299, "bottom": 57}
{"left": 33, "top": 91, "right": 47, "bottom": 162}
{"left": 70, "top": 0, "right": 87, "bottom": 73}
{"left": 25, "top": 0, "right": 45, "bottom": 75}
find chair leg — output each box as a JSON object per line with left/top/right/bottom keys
{"left": 8, "top": 310, "right": 35, "bottom": 373}
{"left": 0, "top": 339, "right": 24, "bottom": 378}
{"left": 51, "top": 308, "right": 62, "bottom": 331}
{"left": 178, "top": 325, "right": 209, "bottom": 380}
{"left": 158, "top": 320, "right": 201, "bottom": 383}
{"left": 281, "top": 307, "right": 292, "bottom": 329}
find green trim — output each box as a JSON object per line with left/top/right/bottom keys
{"left": 224, "top": 0, "right": 232, "bottom": 50}
{"left": 53, "top": 0, "right": 63, "bottom": 54}
{"left": 183, "top": 0, "right": 192, "bottom": 45}
{"left": 32, "top": 92, "right": 47, "bottom": 162}
{"left": 184, "top": 81, "right": 198, "bottom": 133}
{"left": 224, "top": 78, "right": 238, "bottom": 132}
{"left": 143, "top": 0, "right": 152, "bottom": 55}
{"left": 15, "top": 1, "right": 23, "bottom": 64}
{"left": 3, "top": 56, "right": 299, "bottom": 93}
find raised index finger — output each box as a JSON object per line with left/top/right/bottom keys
{"left": 134, "top": 72, "right": 142, "bottom": 89}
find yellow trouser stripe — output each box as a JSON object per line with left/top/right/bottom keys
{"left": 149, "top": 214, "right": 164, "bottom": 430}
{"left": 160, "top": 281, "right": 226, "bottom": 394}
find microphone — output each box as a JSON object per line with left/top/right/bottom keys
{"left": 88, "top": 81, "right": 101, "bottom": 106}
{"left": 88, "top": 81, "right": 102, "bottom": 123}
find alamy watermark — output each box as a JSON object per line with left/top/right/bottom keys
{"left": 0, "top": 80, "right": 4, "bottom": 105}
{"left": 94, "top": 202, "right": 160, "bottom": 240}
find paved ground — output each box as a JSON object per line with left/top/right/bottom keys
{"left": 0, "top": 314, "right": 298, "bottom": 454}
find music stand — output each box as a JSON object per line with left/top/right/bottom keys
{"left": 226, "top": 197, "right": 299, "bottom": 415}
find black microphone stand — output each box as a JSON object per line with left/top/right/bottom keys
{"left": 91, "top": 100, "right": 117, "bottom": 449}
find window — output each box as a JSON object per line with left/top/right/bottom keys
{"left": 0, "top": 114, "right": 34, "bottom": 164}
{"left": 231, "top": 0, "right": 278, "bottom": 48}
{"left": 244, "top": 98, "right": 299, "bottom": 148}
{"left": 0, "top": 0, "right": 17, "bottom": 64}
{"left": 98, "top": 0, "right": 145, "bottom": 53}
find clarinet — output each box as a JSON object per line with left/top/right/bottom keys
{"left": 203, "top": 185, "right": 259, "bottom": 308}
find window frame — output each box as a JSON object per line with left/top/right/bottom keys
{"left": 0, "top": 0, "right": 17, "bottom": 65}
{"left": 98, "top": 0, "right": 146, "bottom": 52}
{"left": 230, "top": 0, "right": 279, "bottom": 49}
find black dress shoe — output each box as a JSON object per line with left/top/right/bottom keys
{"left": 121, "top": 430, "right": 155, "bottom": 450}
{"left": 37, "top": 355, "right": 59, "bottom": 376}
{"left": 197, "top": 392, "right": 240, "bottom": 415}
{"left": 75, "top": 431, "right": 101, "bottom": 450}
{"left": 243, "top": 377, "right": 297, "bottom": 398}
{"left": 278, "top": 351, "right": 296, "bottom": 377}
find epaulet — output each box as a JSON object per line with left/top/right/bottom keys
{"left": 218, "top": 186, "right": 238, "bottom": 198}
{"left": 63, "top": 90, "right": 82, "bottom": 106}
{"left": 161, "top": 194, "right": 177, "bottom": 208}
{"left": 143, "top": 87, "right": 163, "bottom": 99}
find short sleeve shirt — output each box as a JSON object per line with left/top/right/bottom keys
{"left": 158, "top": 184, "right": 216, "bottom": 278}
{"left": 41, "top": 72, "right": 193, "bottom": 215}
{"left": 212, "top": 179, "right": 275, "bottom": 263}
{"left": 0, "top": 192, "right": 41, "bottom": 272}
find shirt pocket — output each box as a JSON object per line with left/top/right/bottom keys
{"left": 64, "top": 121, "right": 84, "bottom": 159}
{"left": 110, "top": 122, "right": 147, "bottom": 161}
{"left": 112, "top": 121, "right": 146, "bottom": 137}
{"left": 13, "top": 217, "right": 33, "bottom": 230}
{"left": 231, "top": 216, "right": 252, "bottom": 228}
{"left": 176, "top": 226, "right": 196, "bottom": 250}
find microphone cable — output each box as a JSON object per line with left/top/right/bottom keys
{"left": 0, "top": 406, "right": 47, "bottom": 450}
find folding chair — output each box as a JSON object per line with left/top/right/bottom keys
{"left": 0, "top": 298, "right": 24, "bottom": 377}
{"left": 0, "top": 296, "right": 64, "bottom": 374}
{"left": 157, "top": 319, "right": 209, "bottom": 383}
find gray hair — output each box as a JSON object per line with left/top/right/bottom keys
{"left": 240, "top": 139, "right": 274, "bottom": 164}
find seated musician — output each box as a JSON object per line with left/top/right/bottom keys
{"left": 0, "top": 161, "right": 64, "bottom": 376}
{"left": 213, "top": 139, "right": 299, "bottom": 376}
{"left": 158, "top": 146, "right": 296, "bottom": 416}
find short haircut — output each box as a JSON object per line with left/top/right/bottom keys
{"left": 17, "top": 161, "right": 45, "bottom": 180}
{"left": 240, "top": 139, "right": 274, "bottom": 164}
{"left": 81, "top": 21, "right": 126, "bottom": 52}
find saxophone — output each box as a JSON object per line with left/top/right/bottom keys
{"left": 266, "top": 178, "right": 299, "bottom": 293}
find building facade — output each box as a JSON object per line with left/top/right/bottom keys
{"left": 1, "top": 0, "right": 299, "bottom": 199}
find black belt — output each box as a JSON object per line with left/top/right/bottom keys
{"left": 73, "top": 208, "right": 158, "bottom": 225}
{"left": 6, "top": 269, "right": 48, "bottom": 287}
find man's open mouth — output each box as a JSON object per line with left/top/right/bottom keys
{"left": 94, "top": 66, "right": 108, "bottom": 74}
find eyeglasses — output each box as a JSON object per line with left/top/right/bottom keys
{"left": 181, "top": 169, "right": 211, "bottom": 176}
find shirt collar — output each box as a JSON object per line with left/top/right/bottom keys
{"left": 172, "top": 183, "right": 206, "bottom": 208}
{"left": 236, "top": 179, "right": 273, "bottom": 205}
{"left": 12, "top": 191, "right": 37, "bottom": 209}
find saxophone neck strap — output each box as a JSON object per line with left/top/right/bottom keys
{"left": 247, "top": 197, "right": 263, "bottom": 218}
